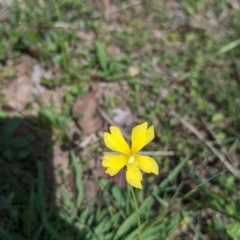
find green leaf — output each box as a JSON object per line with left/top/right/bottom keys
{"left": 71, "top": 151, "right": 83, "bottom": 209}
{"left": 15, "top": 134, "right": 35, "bottom": 149}
{"left": 71, "top": 85, "right": 84, "bottom": 95}
{"left": 60, "top": 186, "right": 75, "bottom": 221}
{"left": 41, "top": 76, "right": 55, "bottom": 89}
{"left": 24, "top": 182, "right": 37, "bottom": 236}
{"left": 96, "top": 41, "right": 108, "bottom": 73}
{"left": 40, "top": 107, "right": 55, "bottom": 124}
{"left": 0, "top": 40, "right": 7, "bottom": 60}
{"left": 96, "top": 70, "right": 108, "bottom": 78}
{"left": 211, "top": 112, "right": 224, "bottom": 123}
{"left": 0, "top": 110, "right": 8, "bottom": 118}
{"left": 0, "top": 227, "right": 13, "bottom": 240}
{"left": 57, "top": 115, "right": 70, "bottom": 131}
{"left": 226, "top": 222, "right": 240, "bottom": 238}
{"left": 18, "top": 150, "right": 31, "bottom": 159}
{"left": 111, "top": 185, "right": 125, "bottom": 208}
{"left": 33, "top": 224, "right": 44, "bottom": 240}
{"left": 2, "top": 150, "right": 14, "bottom": 160}
{"left": 3, "top": 118, "right": 21, "bottom": 136}
{"left": 108, "top": 60, "right": 119, "bottom": 75}
{"left": 22, "top": 209, "right": 38, "bottom": 236}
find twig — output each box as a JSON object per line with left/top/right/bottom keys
{"left": 201, "top": 119, "right": 230, "bottom": 161}
{"left": 105, "top": 0, "right": 143, "bottom": 16}
{"left": 64, "top": 134, "right": 98, "bottom": 156}
{"left": 138, "top": 151, "right": 174, "bottom": 156}
{"left": 171, "top": 111, "right": 240, "bottom": 179}
{"left": 53, "top": 21, "right": 80, "bottom": 30}
{"left": 104, "top": 151, "right": 174, "bottom": 156}
{"left": 93, "top": 0, "right": 143, "bottom": 19}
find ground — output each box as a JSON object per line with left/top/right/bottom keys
{"left": 0, "top": 0, "right": 240, "bottom": 239}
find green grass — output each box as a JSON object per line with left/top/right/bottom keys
{"left": 0, "top": 0, "right": 240, "bottom": 239}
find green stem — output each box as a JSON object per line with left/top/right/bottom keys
{"left": 131, "top": 186, "right": 141, "bottom": 240}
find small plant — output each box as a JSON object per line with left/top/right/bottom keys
{"left": 95, "top": 41, "right": 120, "bottom": 80}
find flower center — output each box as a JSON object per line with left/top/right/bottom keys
{"left": 128, "top": 155, "right": 135, "bottom": 164}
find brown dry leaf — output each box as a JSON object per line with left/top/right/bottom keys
{"left": 72, "top": 92, "right": 102, "bottom": 135}
{"left": 2, "top": 55, "right": 36, "bottom": 111}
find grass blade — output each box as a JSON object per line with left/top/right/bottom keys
{"left": 96, "top": 41, "right": 108, "bottom": 73}
{"left": 70, "top": 150, "right": 83, "bottom": 209}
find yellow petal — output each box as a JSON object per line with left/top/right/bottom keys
{"left": 131, "top": 122, "right": 155, "bottom": 154}
{"left": 135, "top": 154, "right": 158, "bottom": 175}
{"left": 145, "top": 126, "right": 154, "bottom": 146}
{"left": 105, "top": 167, "right": 121, "bottom": 176}
{"left": 126, "top": 164, "right": 142, "bottom": 189}
{"left": 102, "top": 154, "right": 127, "bottom": 176}
{"left": 104, "top": 126, "right": 131, "bottom": 155}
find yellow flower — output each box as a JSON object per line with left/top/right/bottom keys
{"left": 102, "top": 122, "right": 158, "bottom": 189}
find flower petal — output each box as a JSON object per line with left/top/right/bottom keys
{"left": 126, "top": 164, "right": 142, "bottom": 189}
{"left": 145, "top": 126, "right": 155, "bottom": 146}
{"left": 102, "top": 154, "right": 127, "bottom": 176}
{"left": 135, "top": 154, "right": 158, "bottom": 175}
{"left": 131, "top": 122, "right": 155, "bottom": 154}
{"left": 104, "top": 126, "right": 131, "bottom": 155}
{"left": 105, "top": 167, "right": 120, "bottom": 176}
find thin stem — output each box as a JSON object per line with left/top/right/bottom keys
{"left": 131, "top": 186, "right": 141, "bottom": 240}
